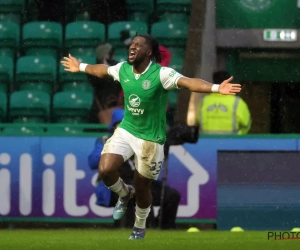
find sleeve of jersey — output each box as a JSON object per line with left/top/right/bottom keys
{"left": 160, "top": 67, "right": 184, "bottom": 90}
{"left": 107, "top": 62, "right": 125, "bottom": 82}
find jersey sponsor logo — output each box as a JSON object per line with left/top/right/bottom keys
{"left": 124, "top": 79, "right": 130, "bottom": 82}
{"left": 142, "top": 80, "right": 151, "bottom": 90}
{"left": 129, "top": 94, "right": 141, "bottom": 107}
{"left": 127, "top": 105, "right": 144, "bottom": 115}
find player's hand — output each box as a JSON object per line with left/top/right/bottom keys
{"left": 218, "top": 76, "right": 241, "bottom": 95}
{"left": 61, "top": 54, "right": 80, "bottom": 72}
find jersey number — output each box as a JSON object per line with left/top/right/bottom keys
{"left": 150, "top": 161, "right": 163, "bottom": 175}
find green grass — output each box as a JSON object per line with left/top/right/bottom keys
{"left": 0, "top": 229, "right": 298, "bottom": 250}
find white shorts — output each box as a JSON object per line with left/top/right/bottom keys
{"left": 101, "top": 128, "right": 164, "bottom": 180}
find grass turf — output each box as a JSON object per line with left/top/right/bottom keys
{"left": 0, "top": 229, "right": 298, "bottom": 250}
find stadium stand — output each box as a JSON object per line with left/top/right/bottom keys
{"left": 10, "top": 90, "right": 50, "bottom": 123}
{"left": 22, "top": 21, "right": 62, "bottom": 58}
{"left": 0, "top": 0, "right": 188, "bottom": 127}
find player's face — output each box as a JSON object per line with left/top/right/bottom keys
{"left": 128, "top": 37, "right": 151, "bottom": 65}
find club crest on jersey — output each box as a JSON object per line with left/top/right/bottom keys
{"left": 129, "top": 94, "right": 141, "bottom": 107}
{"left": 142, "top": 80, "right": 151, "bottom": 90}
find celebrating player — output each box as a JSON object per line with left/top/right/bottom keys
{"left": 61, "top": 34, "right": 241, "bottom": 240}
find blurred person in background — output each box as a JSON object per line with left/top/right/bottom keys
{"left": 88, "top": 43, "right": 122, "bottom": 124}
{"left": 197, "top": 71, "right": 251, "bottom": 134}
{"left": 88, "top": 108, "right": 181, "bottom": 229}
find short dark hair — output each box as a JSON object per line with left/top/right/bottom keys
{"left": 213, "top": 71, "right": 231, "bottom": 85}
{"left": 136, "top": 34, "right": 162, "bottom": 63}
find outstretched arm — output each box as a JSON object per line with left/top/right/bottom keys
{"left": 177, "top": 76, "right": 241, "bottom": 95}
{"left": 61, "top": 54, "right": 109, "bottom": 78}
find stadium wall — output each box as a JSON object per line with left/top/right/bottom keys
{"left": 1, "top": 134, "right": 300, "bottom": 230}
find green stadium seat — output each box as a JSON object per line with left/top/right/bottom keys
{"left": 68, "top": 48, "right": 95, "bottom": 57}
{"left": 3, "top": 126, "right": 45, "bottom": 134}
{"left": 59, "top": 55, "right": 96, "bottom": 83}
{"left": 151, "top": 21, "right": 188, "bottom": 47}
{"left": 0, "top": 21, "right": 20, "bottom": 48}
{"left": 108, "top": 21, "right": 148, "bottom": 47}
{"left": 156, "top": 0, "right": 191, "bottom": 14}
{"left": 126, "top": 0, "right": 153, "bottom": 13}
{"left": 168, "top": 47, "right": 185, "bottom": 59}
{"left": 0, "top": 55, "right": 13, "bottom": 84}
{"left": 0, "top": 48, "right": 14, "bottom": 57}
{"left": 19, "top": 82, "right": 52, "bottom": 94}
{"left": 22, "top": 22, "right": 62, "bottom": 58}
{"left": 0, "top": 0, "right": 25, "bottom": 14}
{"left": 159, "top": 12, "right": 190, "bottom": 23}
{"left": 168, "top": 89, "right": 178, "bottom": 109}
{"left": 0, "top": 92, "right": 7, "bottom": 122}
{"left": 64, "top": 0, "right": 91, "bottom": 23}
{"left": 10, "top": 90, "right": 50, "bottom": 122}
{"left": 0, "top": 83, "right": 7, "bottom": 93}
{"left": 0, "top": 13, "right": 20, "bottom": 24}
{"left": 113, "top": 48, "right": 128, "bottom": 62}
{"left": 114, "top": 54, "right": 127, "bottom": 63}
{"left": 169, "top": 54, "right": 184, "bottom": 73}
{"left": 47, "top": 126, "right": 83, "bottom": 135}
{"left": 62, "top": 82, "right": 93, "bottom": 93}
{"left": 53, "top": 91, "right": 93, "bottom": 123}
{"left": 65, "top": 21, "right": 105, "bottom": 49}
{"left": 16, "top": 56, "right": 57, "bottom": 84}
{"left": 24, "top": 48, "right": 57, "bottom": 58}
{"left": 128, "top": 12, "right": 149, "bottom": 23}
{"left": 25, "top": 0, "right": 38, "bottom": 22}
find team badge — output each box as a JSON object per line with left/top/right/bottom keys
{"left": 142, "top": 80, "right": 151, "bottom": 90}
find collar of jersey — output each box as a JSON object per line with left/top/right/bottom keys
{"left": 132, "top": 61, "right": 152, "bottom": 80}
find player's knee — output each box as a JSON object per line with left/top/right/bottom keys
{"left": 98, "top": 162, "right": 114, "bottom": 179}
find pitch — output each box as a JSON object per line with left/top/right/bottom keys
{"left": 0, "top": 229, "right": 296, "bottom": 250}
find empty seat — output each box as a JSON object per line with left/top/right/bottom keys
{"left": 19, "top": 82, "right": 52, "bottom": 94}
{"left": 53, "top": 91, "right": 93, "bottom": 123}
{"left": 108, "top": 21, "right": 148, "bottom": 47}
{"left": 126, "top": 0, "right": 153, "bottom": 13}
{"left": 0, "top": 83, "right": 7, "bottom": 93}
{"left": 64, "top": 0, "right": 91, "bottom": 23}
{"left": 59, "top": 55, "right": 96, "bottom": 83}
{"left": 156, "top": 0, "right": 191, "bottom": 14}
{"left": 168, "top": 89, "right": 179, "bottom": 109}
{"left": 0, "top": 0, "right": 25, "bottom": 14}
{"left": 22, "top": 21, "right": 62, "bottom": 57}
{"left": 0, "top": 13, "right": 21, "bottom": 24}
{"left": 151, "top": 21, "right": 188, "bottom": 47}
{"left": 128, "top": 12, "right": 149, "bottom": 23}
{"left": 159, "top": 12, "right": 190, "bottom": 23}
{"left": 0, "top": 92, "right": 7, "bottom": 122}
{"left": 16, "top": 56, "right": 57, "bottom": 84}
{"left": 169, "top": 54, "right": 184, "bottom": 73}
{"left": 65, "top": 21, "right": 105, "bottom": 49}
{"left": 68, "top": 48, "right": 95, "bottom": 57}
{"left": 0, "top": 21, "right": 20, "bottom": 48}
{"left": 3, "top": 125, "right": 44, "bottom": 134}
{"left": 10, "top": 90, "right": 50, "bottom": 122}
{"left": 0, "top": 55, "right": 13, "bottom": 84}
{"left": 114, "top": 48, "right": 128, "bottom": 62}
{"left": 47, "top": 126, "right": 83, "bottom": 135}
{"left": 62, "top": 82, "right": 93, "bottom": 93}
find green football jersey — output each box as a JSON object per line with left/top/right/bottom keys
{"left": 108, "top": 61, "right": 182, "bottom": 144}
